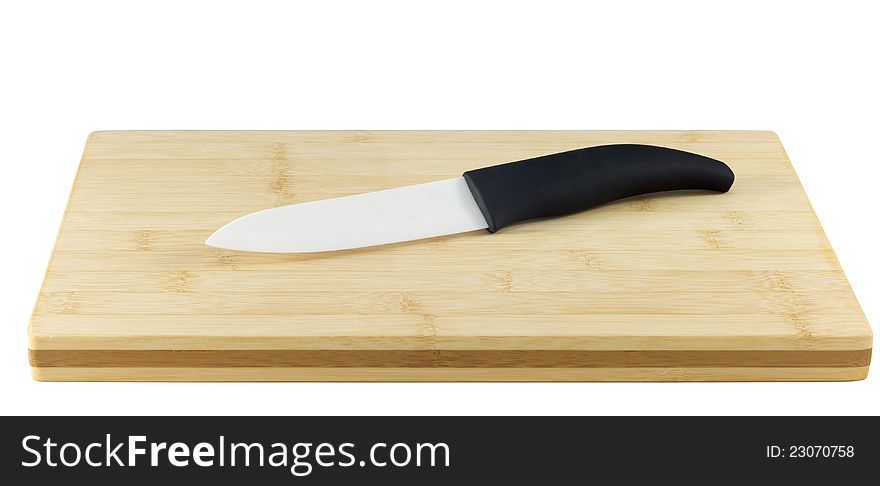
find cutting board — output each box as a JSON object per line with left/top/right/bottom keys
{"left": 29, "top": 131, "right": 872, "bottom": 381}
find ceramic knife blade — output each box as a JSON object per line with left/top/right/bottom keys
{"left": 206, "top": 177, "right": 489, "bottom": 253}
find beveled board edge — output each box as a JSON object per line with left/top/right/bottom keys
{"left": 25, "top": 332, "right": 876, "bottom": 351}
{"left": 29, "top": 348, "right": 871, "bottom": 369}
{"left": 31, "top": 366, "right": 870, "bottom": 382}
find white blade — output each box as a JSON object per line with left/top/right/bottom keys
{"left": 206, "top": 177, "right": 489, "bottom": 253}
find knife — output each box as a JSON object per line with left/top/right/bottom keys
{"left": 206, "top": 144, "right": 735, "bottom": 253}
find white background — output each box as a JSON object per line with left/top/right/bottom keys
{"left": 1, "top": 0, "right": 877, "bottom": 415}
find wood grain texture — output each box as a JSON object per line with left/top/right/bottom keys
{"left": 28, "top": 131, "right": 872, "bottom": 381}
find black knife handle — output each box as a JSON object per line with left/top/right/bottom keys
{"left": 462, "top": 144, "right": 735, "bottom": 233}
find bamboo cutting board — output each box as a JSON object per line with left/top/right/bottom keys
{"left": 29, "top": 131, "right": 872, "bottom": 381}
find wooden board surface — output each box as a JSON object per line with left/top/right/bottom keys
{"left": 28, "top": 131, "right": 872, "bottom": 381}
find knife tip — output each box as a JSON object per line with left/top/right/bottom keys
{"left": 204, "top": 231, "right": 223, "bottom": 249}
